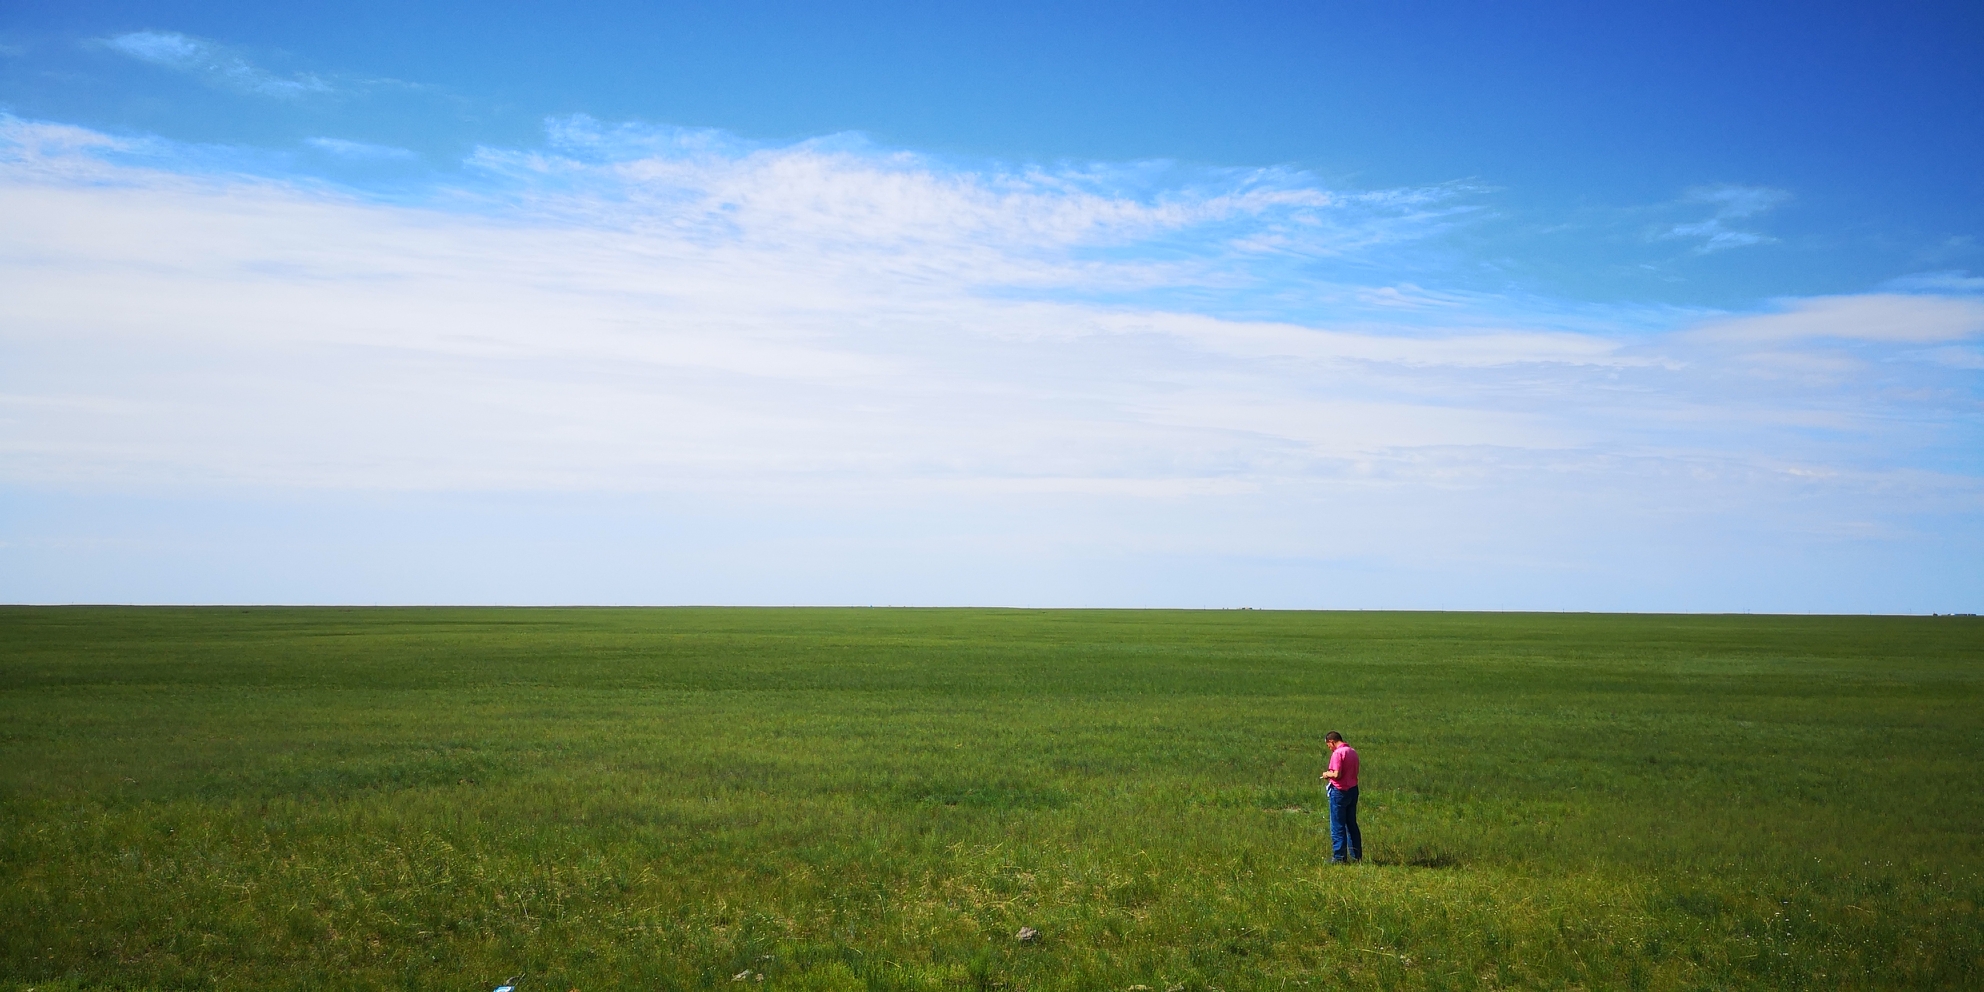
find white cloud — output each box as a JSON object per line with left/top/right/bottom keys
{"left": 1688, "top": 293, "right": 1984, "bottom": 344}
{"left": 1913, "top": 346, "right": 1984, "bottom": 370}
{"left": 1686, "top": 184, "right": 1789, "bottom": 218}
{"left": 0, "top": 117, "right": 1665, "bottom": 494}
{"left": 1663, "top": 184, "right": 1789, "bottom": 253}
{"left": 453, "top": 114, "right": 1459, "bottom": 299}
{"left": 101, "top": 31, "right": 331, "bottom": 98}
{"left": 0, "top": 118, "right": 130, "bottom": 163}
{"left": 2, "top": 117, "right": 1980, "bottom": 608}
{"left": 305, "top": 137, "right": 417, "bottom": 160}
{"left": 1883, "top": 270, "right": 1984, "bottom": 293}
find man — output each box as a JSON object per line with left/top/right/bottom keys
{"left": 1321, "top": 731, "right": 1361, "bottom": 863}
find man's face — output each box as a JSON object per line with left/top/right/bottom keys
{"left": 1327, "top": 739, "right": 1341, "bottom": 751}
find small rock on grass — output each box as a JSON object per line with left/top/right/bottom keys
{"left": 1016, "top": 926, "right": 1040, "bottom": 943}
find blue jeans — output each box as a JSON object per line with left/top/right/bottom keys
{"left": 1328, "top": 784, "right": 1361, "bottom": 862}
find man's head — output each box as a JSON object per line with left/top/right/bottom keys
{"left": 1325, "top": 731, "right": 1344, "bottom": 749}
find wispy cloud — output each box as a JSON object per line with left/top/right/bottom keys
{"left": 1914, "top": 346, "right": 1984, "bottom": 370}
{"left": 2, "top": 116, "right": 1979, "bottom": 607}
{"left": 306, "top": 136, "right": 417, "bottom": 160}
{"left": 1688, "top": 293, "right": 1984, "bottom": 344}
{"left": 1884, "top": 269, "right": 1984, "bottom": 294}
{"left": 100, "top": 31, "right": 331, "bottom": 98}
{"left": 481, "top": 116, "right": 1467, "bottom": 279}
{"left": 1662, "top": 183, "right": 1789, "bottom": 253}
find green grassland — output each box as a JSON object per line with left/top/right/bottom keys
{"left": 1, "top": 607, "right": 1979, "bottom": 991}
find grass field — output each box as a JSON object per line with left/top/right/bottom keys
{"left": 1, "top": 607, "right": 1979, "bottom": 991}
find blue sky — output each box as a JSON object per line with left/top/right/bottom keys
{"left": 2, "top": 2, "right": 1981, "bottom": 609}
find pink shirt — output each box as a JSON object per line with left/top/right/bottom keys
{"left": 1328, "top": 745, "right": 1359, "bottom": 789}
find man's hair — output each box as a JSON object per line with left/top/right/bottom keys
{"left": 1325, "top": 731, "right": 1343, "bottom": 742}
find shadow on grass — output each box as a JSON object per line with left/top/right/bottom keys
{"left": 1369, "top": 849, "right": 1463, "bottom": 869}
